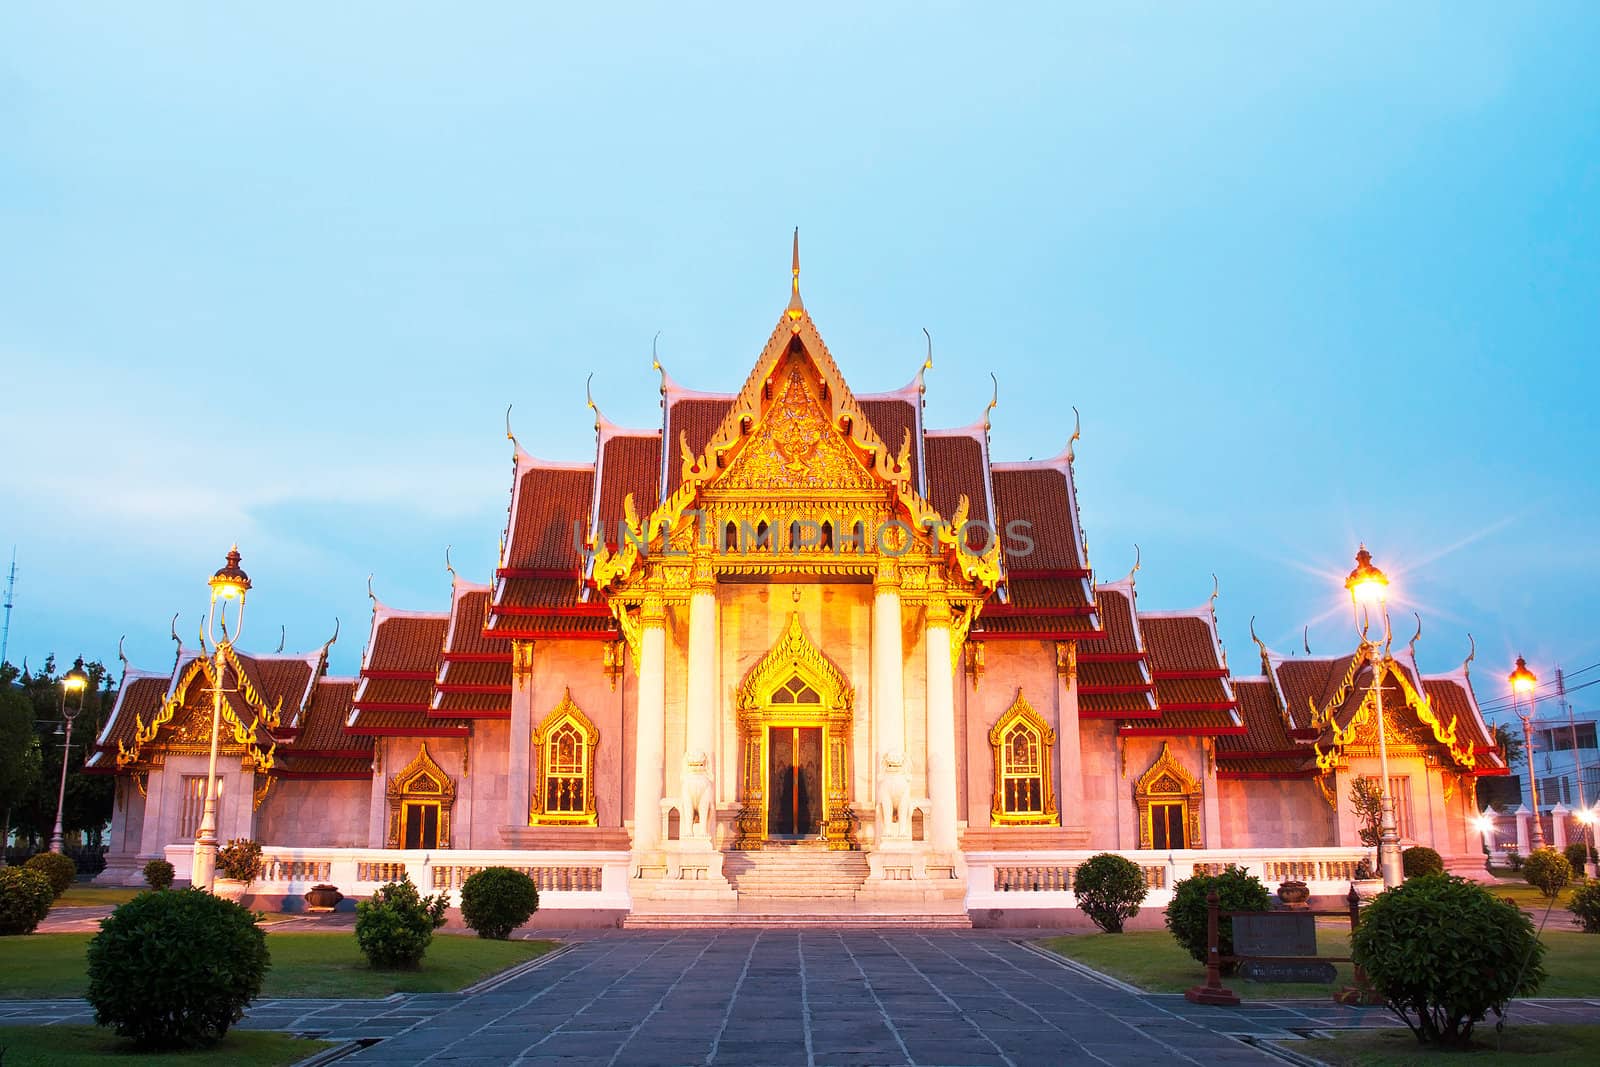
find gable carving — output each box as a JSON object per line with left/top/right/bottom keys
{"left": 716, "top": 359, "right": 880, "bottom": 493}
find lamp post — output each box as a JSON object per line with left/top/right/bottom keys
{"left": 1345, "top": 545, "right": 1404, "bottom": 888}
{"left": 47, "top": 658, "right": 90, "bottom": 854}
{"left": 190, "top": 546, "right": 251, "bottom": 891}
{"left": 1509, "top": 656, "right": 1544, "bottom": 851}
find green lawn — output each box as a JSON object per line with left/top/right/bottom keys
{"left": 0, "top": 1026, "right": 330, "bottom": 1066}
{"left": 55, "top": 887, "right": 144, "bottom": 907}
{"left": 1294, "top": 1024, "right": 1600, "bottom": 1065}
{"left": 1041, "top": 927, "right": 1600, "bottom": 999}
{"left": 0, "top": 932, "right": 557, "bottom": 999}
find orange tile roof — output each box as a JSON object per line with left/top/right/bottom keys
{"left": 857, "top": 398, "right": 919, "bottom": 487}
{"left": 595, "top": 432, "right": 662, "bottom": 535}
{"left": 664, "top": 397, "right": 734, "bottom": 496}
{"left": 1218, "top": 679, "right": 1299, "bottom": 756}
{"left": 288, "top": 679, "right": 370, "bottom": 755}
{"left": 991, "top": 467, "right": 1085, "bottom": 571}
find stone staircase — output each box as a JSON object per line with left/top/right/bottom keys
{"left": 723, "top": 848, "right": 870, "bottom": 901}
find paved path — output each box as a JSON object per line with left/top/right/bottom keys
{"left": 5, "top": 931, "right": 1599, "bottom": 1065}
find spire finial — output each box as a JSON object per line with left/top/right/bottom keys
{"left": 786, "top": 227, "right": 804, "bottom": 323}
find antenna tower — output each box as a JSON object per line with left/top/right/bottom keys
{"left": 0, "top": 548, "right": 14, "bottom": 668}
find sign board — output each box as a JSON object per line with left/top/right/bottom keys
{"left": 1233, "top": 912, "right": 1317, "bottom": 958}
{"left": 1239, "top": 959, "right": 1337, "bottom": 984}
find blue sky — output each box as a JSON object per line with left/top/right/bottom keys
{"left": 2, "top": 5, "right": 1597, "bottom": 717}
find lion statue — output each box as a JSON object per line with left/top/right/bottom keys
{"left": 877, "top": 750, "right": 913, "bottom": 841}
{"left": 682, "top": 750, "right": 714, "bottom": 839}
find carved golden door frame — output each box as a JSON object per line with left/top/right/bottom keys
{"left": 988, "top": 689, "right": 1060, "bottom": 826}
{"left": 385, "top": 742, "right": 456, "bottom": 849}
{"left": 732, "top": 614, "right": 858, "bottom": 851}
{"left": 1133, "top": 741, "right": 1203, "bottom": 849}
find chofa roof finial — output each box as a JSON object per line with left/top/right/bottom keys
{"left": 984, "top": 373, "right": 998, "bottom": 431}
{"left": 1249, "top": 615, "right": 1268, "bottom": 657}
{"left": 505, "top": 404, "right": 519, "bottom": 451}
{"left": 275, "top": 625, "right": 285, "bottom": 654}
{"left": 787, "top": 227, "right": 804, "bottom": 323}
{"left": 1408, "top": 612, "right": 1422, "bottom": 656}
{"left": 1126, "top": 544, "right": 1141, "bottom": 584}
{"left": 1303, "top": 626, "right": 1312, "bottom": 656}
{"left": 445, "top": 544, "right": 456, "bottom": 581}
{"left": 367, "top": 574, "right": 378, "bottom": 612}
{"left": 1067, "top": 406, "right": 1081, "bottom": 463}
{"left": 652, "top": 331, "right": 667, "bottom": 395}
{"left": 1463, "top": 632, "right": 1476, "bottom": 675}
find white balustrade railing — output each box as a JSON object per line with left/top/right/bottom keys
{"left": 164, "top": 845, "right": 632, "bottom": 910}
{"left": 966, "top": 847, "right": 1370, "bottom": 910}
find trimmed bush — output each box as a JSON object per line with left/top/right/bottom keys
{"left": 1402, "top": 846, "right": 1444, "bottom": 878}
{"left": 1353, "top": 874, "right": 1544, "bottom": 1047}
{"left": 1567, "top": 880, "right": 1600, "bottom": 933}
{"left": 461, "top": 866, "right": 540, "bottom": 940}
{"left": 1505, "top": 847, "right": 1523, "bottom": 871}
{"left": 1165, "top": 865, "right": 1271, "bottom": 975}
{"left": 1523, "top": 848, "right": 1572, "bottom": 899}
{"left": 0, "top": 867, "right": 55, "bottom": 935}
{"left": 216, "top": 839, "right": 263, "bottom": 883}
{"left": 355, "top": 877, "right": 449, "bottom": 969}
{"left": 1563, "top": 841, "right": 1591, "bottom": 874}
{"left": 86, "top": 888, "right": 269, "bottom": 1049}
{"left": 143, "top": 858, "right": 176, "bottom": 890}
{"left": 1072, "top": 853, "right": 1147, "bottom": 934}
{"left": 23, "top": 852, "right": 77, "bottom": 898}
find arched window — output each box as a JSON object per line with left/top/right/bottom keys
{"left": 386, "top": 743, "right": 456, "bottom": 849}
{"left": 1134, "top": 741, "right": 1203, "bottom": 849}
{"left": 771, "top": 675, "right": 821, "bottom": 705}
{"left": 988, "top": 689, "right": 1059, "bottom": 826}
{"left": 530, "top": 688, "right": 599, "bottom": 826}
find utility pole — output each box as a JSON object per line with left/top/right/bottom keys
{"left": 1559, "top": 667, "right": 1597, "bottom": 876}
{"left": 0, "top": 548, "right": 14, "bottom": 669}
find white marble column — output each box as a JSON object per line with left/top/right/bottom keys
{"left": 873, "top": 562, "right": 909, "bottom": 841}
{"left": 507, "top": 640, "right": 534, "bottom": 830}
{"left": 1054, "top": 642, "right": 1085, "bottom": 830}
{"left": 683, "top": 556, "right": 717, "bottom": 839}
{"left": 632, "top": 593, "right": 668, "bottom": 854}
{"left": 924, "top": 595, "right": 958, "bottom": 852}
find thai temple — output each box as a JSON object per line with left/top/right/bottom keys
{"left": 86, "top": 240, "right": 1509, "bottom": 924}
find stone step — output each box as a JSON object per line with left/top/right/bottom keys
{"left": 622, "top": 912, "right": 973, "bottom": 929}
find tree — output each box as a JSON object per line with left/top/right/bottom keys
{"left": 1492, "top": 723, "right": 1525, "bottom": 770}
{"left": 8, "top": 657, "right": 116, "bottom": 852}
{"left": 0, "top": 666, "right": 43, "bottom": 865}
{"left": 1350, "top": 775, "right": 1385, "bottom": 864}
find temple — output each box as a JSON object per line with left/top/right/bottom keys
{"left": 86, "top": 240, "right": 1509, "bottom": 924}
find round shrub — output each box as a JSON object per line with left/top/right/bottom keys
{"left": 86, "top": 887, "right": 269, "bottom": 1049}
{"left": 1523, "top": 848, "right": 1572, "bottom": 899}
{"left": 1353, "top": 874, "right": 1544, "bottom": 1046}
{"left": 1402, "top": 846, "right": 1444, "bottom": 878}
{"left": 143, "top": 858, "right": 176, "bottom": 890}
{"left": 1072, "top": 853, "right": 1147, "bottom": 934}
{"left": 1567, "top": 880, "right": 1600, "bottom": 933}
{"left": 1165, "top": 865, "right": 1271, "bottom": 975}
{"left": 0, "top": 867, "right": 55, "bottom": 935}
{"left": 355, "top": 877, "right": 450, "bottom": 969}
{"left": 460, "top": 867, "right": 540, "bottom": 940}
{"left": 1563, "top": 841, "right": 1591, "bottom": 874}
{"left": 23, "top": 852, "right": 77, "bottom": 898}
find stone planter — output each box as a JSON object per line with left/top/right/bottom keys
{"left": 1276, "top": 880, "right": 1311, "bottom": 908}
{"left": 1351, "top": 878, "right": 1384, "bottom": 900}
{"left": 304, "top": 885, "right": 344, "bottom": 911}
{"left": 212, "top": 877, "right": 249, "bottom": 902}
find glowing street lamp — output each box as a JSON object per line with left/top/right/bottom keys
{"left": 1508, "top": 655, "right": 1545, "bottom": 852}
{"left": 190, "top": 546, "right": 251, "bottom": 891}
{"left": 1345, "top": 545, "right": 1404, "bottom": 888}
{"left": 47, "top": 658, "right": 91, "bottom": 854}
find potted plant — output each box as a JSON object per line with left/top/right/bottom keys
{"left": 1276, "top": 879, "right": 1311, "bottom": 908}
{"left": 304, "top": 883, "right": 344, "bottom": 911}
{"left": 213, "top": 839, "right": 263, "bottom": 902}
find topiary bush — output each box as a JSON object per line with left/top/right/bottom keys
{"left": 1072, "top": 853, "right": 1147, "bottom": 934}
{"left": 23, "top": 852, "right": 77, "bottom": 898}
{"left": 1165, "top": 865, "right": 1271, "bottom": 975}
{"left": 1563, "top": 841, "right": 1591, "bottom": 874}
{"left": 355, "top": 876, "right": 449, "bottom": 969}
{"left": 86, "top": 887, "right": 269, "bottom": 1049}
{"left": 1353, "top": 873, "right": 1544, "bottom": 1047}
{"left": 1568, "top": 880, "right": 1600, "bottom": 933}
{"left": 143, "top": 858, "right": 176, "bottom": 890}
{"left": 1523, "top": 848, "right": 1572, "bottom": 899}
{"left": 0, "top": 867, "right": 55, "bottom": 935}
{"left": 1402, "top": 846, "right": 1444, "bottom": 878}
{"left": 460, "top": 866, "right": 540, "bottom": 940}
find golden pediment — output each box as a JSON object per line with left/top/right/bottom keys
{"left": 714, "top": 358, "right": 881, "bottom": 494}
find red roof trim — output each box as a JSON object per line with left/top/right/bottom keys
{"left": 1079, "top": 708, "right": 1162, "bottom": 720}
{"left": 442, "top": 651, "right": 511, "bottom": 664}
{"left": 1080, "top": 651, "right": 1147, "bottom": 664}
{"left": 497, "top": 567, "right": 584, "bottom": 580}
{"left": 1153, "top": 700, "right": 1239, "bottom": 712}
{"left": 289, "top": 748, "right": 373, "bottom": 759}
{"left": 1119, "top": 725, "right": 1248, "bottom": 737}
{"left": 1219, "top": 748, "right": 1307, "bottom": 761}
{"left": 1470, "top": 766, "right": 1512, "bottom": 778}
{"left": 274, "top": 770, "right": 374, "bottom": 781}
{"left": 435, "top": 684, "right": 511, "bottom": 695}
{"left": 1217, "top": 769, "right": 1320, "bottom": 781}
{"left": 483, "top": 628, "right": 618, "bottom": 641}
{"left": 978, "top": 629, "right": 1108, "bottom": 641}
{"left": 428, "top": 709, "right": 510, "bottom": 720}
{"left": 346, "top": 725, "right": 471, "bottom": 738}
{"left": 492, "top": 605, "right": 613, "bottom": 618}
{"left": 360, "top": 670, "right": 435, "bottom": 681}
{"left": 352, "top": 701, "right": 432, "bottom": 712}
{"left": 1079, "top": 683, "right": 1155, "bottom": 696}
{"left": 983, "top": 605, "right": 1098, "bottom": 618}
{"left": 1007, "top": 568, "right": 1092, "bottom": 580}
{"left": 1153, "top": 669, "right": 1229, "bottom": 681}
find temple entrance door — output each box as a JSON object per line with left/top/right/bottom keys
{"left": 403, "top": 801, "right": 440, "bottom": 849}
{"left": 766, "top": 726, "right": 823, "bottom": 839}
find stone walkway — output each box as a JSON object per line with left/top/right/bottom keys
{"left": 4, "top": 931, "right": 1599, "bottom": 1065}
